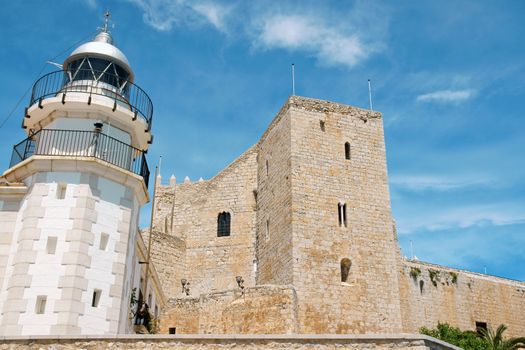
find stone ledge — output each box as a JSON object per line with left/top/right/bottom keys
{"left": 0, "top": 333, "right": 460, "bottom": 349}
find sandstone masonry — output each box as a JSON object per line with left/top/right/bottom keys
{"left": 151, "top": 96, "right": 525, "bottom": 336}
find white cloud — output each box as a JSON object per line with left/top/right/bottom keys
{"left": 127, "top": 0, "right": 230, "bottom": 32}
{"left": 254, "top": 14, "right": 368, "bottom": 68}
{"left": 191, "top": 3, "right": 228, "bottom": 31}
{"left": 416, "top": 89, "right": 476, "bottom": 103}
{"left": 390, "top": 174, "right": 496, "bottom": 192}
{"left": 127, "top": 1, "right": 386, "bottom": 68}
{"left": 397, "top": 203, "right": 525, "bottom": 234}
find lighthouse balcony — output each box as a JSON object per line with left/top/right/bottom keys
{"left": 9, "top": 128, "right": 150, "bottom": 187}
{"left": 25, "top": 69, "right": 153, "bottom": 141}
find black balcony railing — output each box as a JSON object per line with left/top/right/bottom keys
{"left": 29, "top": 69, "right": 153, "bottom": 130}
{"left": 10, "top": 129, "right": 150, "bottom": 187}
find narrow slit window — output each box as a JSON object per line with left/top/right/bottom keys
{"left": 56, "top": 183, "right": 67, "bottom": 199}
{"left": 92, "top": 289, "right": 102, "bottom": 307}
{"left": 99, "top": 233, "right": 109, "bottom": 251}
{"left": 345, "top": 142, "right": 351, "bottom": 160}
{"left": 35, "top": 296, "right": 47, "bottom": 314}
{"left": 340, "top": 258, "right": 351, "bottom": 282}
{"left": 148, "top": 293, "right": 152, "bottom": 306}
{"left": 46, "top": 236, "right": 57, "bottom": 254}
{"left": 265, "top": 219, "right": 270, "bottom": 241}
{"left": 338, "top": 203, "right": 347, "bottom": 227}
{"left": 217, "top": 212, "right": 231, "bottom": 237}
{"left": 266, "top": 160, "right": 269, "bottom": 176}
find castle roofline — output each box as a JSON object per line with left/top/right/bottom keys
{"left": 287, "top": 95, "right": 382, "bottom": 119}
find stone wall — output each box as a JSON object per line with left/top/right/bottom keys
{"left": 148, "top": 96, "right": 525, "bottom": 337}
{"left": 152, "top": 147, "right": 258, "bottom": 298}
{"left": 0, "top": 334, "right": 461, "bottom": 350}
{"left": 141, "top": 230, "right": 186, "bottom": 298}
{"left": 284, "top": 97, "right": 403, "bottom": 333}
{"left": 160, "top": 285, "right": 297, "bottom": 334}
{"left": 400, "top": 260, "right": 525, "bottom": 337}
{"left": 256, "top": 106, "right": 294, "bottom": 285}
{"left": 0, "top": 185, "right": 24, "bottom": 317}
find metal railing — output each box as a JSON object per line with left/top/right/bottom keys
{"left": 10, "top": 129, "right": 150, "bottom": 187}
{"left": 29, "top": 69, "right": 153, "bottom": 130}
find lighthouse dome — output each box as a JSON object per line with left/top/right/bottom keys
{"left": 63, "top": 30, "right": 135, "bottom": 83}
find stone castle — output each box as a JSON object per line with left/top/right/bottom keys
{"left": 150, "top": 96, "right": 525, "bottom": 336}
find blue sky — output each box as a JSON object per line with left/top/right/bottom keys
{"left": 0, "top": 0, "right": 523, "bottom": 281}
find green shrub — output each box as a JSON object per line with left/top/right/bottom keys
{"left": 409, "top": 267, "right": 421, "bottom": 281}
{"left": 449, "top": 272, "right": 458, "bottom": 284}
{"left": 428, "top": 269, "right": 440, "bottom": 287}
{"left": 420, "top": 322, "right": 487, "bottom": 350}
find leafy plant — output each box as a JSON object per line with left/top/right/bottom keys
{"left": 420, "top": 322, "right": 486, "bottom": 350}
{"left": 129, "top": 288, "right": 138, "bottom": 319}
{"left": 428, "top": 269, "right": 440, "bottom": 287}
{"left": 449, "top": 272, "right": 458, "bottom": 284}
{"left": 421, "top": 322, "right": 525, "bottom": 350}
{"left": 410, "top": 267, "right": 421, "bottom": 281}
{"left": 147, "top": 316, "right": 160, "bottom": 334}
{"left": 479, "top": 324, "right": 525, "bottom": 350}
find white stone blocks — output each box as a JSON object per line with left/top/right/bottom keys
{"left": 58, "top": 276, "right": 88, "bottom": 290}
{"left": 54, "top": 300, "right": 85, "bottom": 314}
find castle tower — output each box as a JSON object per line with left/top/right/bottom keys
{"left": 256, "top": 97, "right": 403, "bottom": 333}
{"left": 0, "top": 16, "right": 153, "bottom": 335}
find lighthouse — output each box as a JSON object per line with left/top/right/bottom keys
{"left": 0, "top": 15, "right": 156, "bottom": 335}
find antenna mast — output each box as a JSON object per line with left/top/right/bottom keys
{"left": 368, "top": 79, "right": 373, "bottom": 112}
{"left": 291, "top": 63, "right": 295, "bottom": 96}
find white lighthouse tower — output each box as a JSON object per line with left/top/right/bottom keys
{"left": 0, "top": 15, "right": 153, "bottom": 335}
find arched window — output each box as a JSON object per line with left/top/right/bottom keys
{"left": 338, "top": 202, "right": 347, "bottom": 227}
{"left": 217, "top": 212, "right": 231, "bottom": 237}
{"left": 345, "top": 142, "right": 351, "bottom": 160}
{"left": 341, "top": 258, "right": 352, "bottom": 282}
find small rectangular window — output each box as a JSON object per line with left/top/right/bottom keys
{"left": 343, "top": 204, "right": 347, "bottom": 227}
{"left": 99, "top": 233, "right": 109, "bottom": 251}
{"left": 476, "top": 321, "right": 488, "bottom": 335}
{"left": 35, "top": 296, "right": 47, "bottom": 314}
{"left": 56, "top": 183, "right": 67, "bottom": 199}
{"left": 169, "top": 327, "right": 176, "bottom": 334}
{"left": 92, "top": 289, "right": 102, "bottom": 307}
{"left": 46, "top": 236, "right": 57, "bottom": 254}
